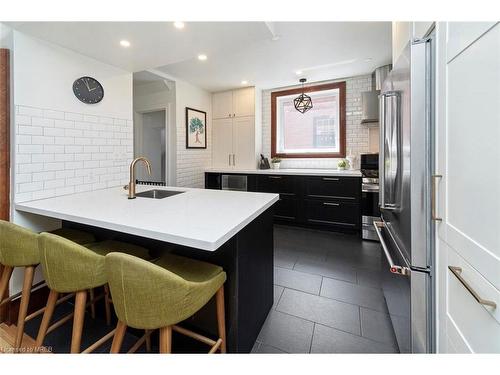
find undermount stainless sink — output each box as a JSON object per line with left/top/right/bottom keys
{"left": 135, "top": 189, "right": 185, "bottom": 199}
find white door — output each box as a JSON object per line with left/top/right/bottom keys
{"left": 232, "top": 116, "right": 255, "bottom": 169}
{"left": 436, "top": 22, "right": 500, "bottom": 353}
{"left": 212, "top": 91, "right": 233, "bottom": 119}
{"left": 212, "top": 118, "right": 234, "bottom": 168}
{"left": 233, "top": 87, "right": 255, "bottom": 118}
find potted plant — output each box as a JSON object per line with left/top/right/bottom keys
{"left": 337, "top": 159, "right": 347, "bottom": 170}
{"left": 271, "top": 157, "right": 282, "bottom": 169}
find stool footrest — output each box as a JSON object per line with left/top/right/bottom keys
{"left": 81, "top": 329, "right": 116, "bottom": 354}
{"left": 172, "top": 324, "right": 223, "bottom": 353}
{"left": 127, "top": 329, "right": 154, "bottom": 353}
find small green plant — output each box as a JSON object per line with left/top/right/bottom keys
{"left": 337, "top": 159, "right": 347, "bottom": 168}
{"left": 271, "top": 157, "right": 282, "bottom": 163}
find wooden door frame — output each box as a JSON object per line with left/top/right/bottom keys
{"left": 0, "top": 48, "right": 10, "bottom": 322}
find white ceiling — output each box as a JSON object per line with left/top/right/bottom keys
{"left": 7, "top": 21, "right": 392, "bottom": 92}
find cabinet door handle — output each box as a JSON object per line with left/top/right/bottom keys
{"left": 432, "top": 174, "right": 442, "bottom": 221}
{"left": 323, "top": 202, "right": 340, "bottom": 207}
{"left": 448, "top": 266, "right": 497, "bottom": 308}
{"left": 228, "top": 114, "right": 231, "bottom": 118}
{"left": 268, "top": 176, "right": 282, "bottom": 179}
{"left": 233, "top": 154, "right": 236, "bottom": 166}
{"left": 322, "top": 177, "right": 340, "bottom": 181}
{"left": 228, "top": 154, "right": 231, "bottom": 166}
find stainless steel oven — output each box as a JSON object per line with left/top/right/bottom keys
{"left": 360, "top": 154, "right": 380, "bottom": 241}
{"left": 221, "top": 174, "right": 248, "bottom": 191}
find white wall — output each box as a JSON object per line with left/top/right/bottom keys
{"left": 14, "top": 32, "right": 132, "bottom": 119}
{"left": 175, "top": 80, "right": 212, "bottom": 188}
{"left": 261, "top": 74, "right": 374, "bottom": 169}
{"left": 133, "top": 79, "right": 175, "bottom": 184}
{"left": 9, "top": 31, "right": 134, "bottom": 293}
{"left": 12, "top": 32, "right": 133, "bottom": 205}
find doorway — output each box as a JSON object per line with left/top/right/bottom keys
{"left": 133, "top": 70, "right": 176, "bottom": 185}
{"left": 134, "top": 109, "right": 167, "bottom": 182}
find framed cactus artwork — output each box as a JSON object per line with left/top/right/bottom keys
{"left": 186, "top": 107, "right": 207, "bottom": 149}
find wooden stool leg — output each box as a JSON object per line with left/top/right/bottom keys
{"left": 159, "top": 326, "right": 172, "bottom": 354}
{"left": 215, "top": 286, "right": 227, "bottom": 353}
{"left": 14, "top": 266, "right": 35, "bottom": 349}
{"left": 145, "top": 329, "right": 152, "bottom": 352}
{"left": 104, "top": 284, "right": 112, "bottom": 326}
{"left": 89, "top": 289, "right": 96, "bottom": 319}
{"left": 0, "top": 265, "right": 13, "bottom": 302}
{"left": 70, "top": 290, "right": 87, "bottom": 353}
{"left": 110, "top": 321, "right": 127, "bottom": 353}
{"left": 36, "top": 289, "right": 59, "bottom": 347}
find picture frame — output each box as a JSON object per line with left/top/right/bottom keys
{"left": 185, "top": 107, "right": 207, "bottom": 149}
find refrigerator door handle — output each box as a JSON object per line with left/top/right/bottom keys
{"left": 380, "top": 91, "right": 401, "bottom": 211}
{"left": 379, "top": 93, "right": 385, "bottom": 209}
{"left": 373, "top": 221, "right": 411, "bottom": 276}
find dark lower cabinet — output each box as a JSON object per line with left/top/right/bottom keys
{"left": 205, "top": 172, "right": 361, "bottom": 234}
{"left": 205, "top": 172, "right": 222, "bottom": 189}
{"left": 274, "top": 196, "right": 298, "bottom": 222}
{"left": 304, "top": 199, "right": 359, "bottom": 229}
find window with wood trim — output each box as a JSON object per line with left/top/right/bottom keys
{"left": 271, "top": 82, "right": 346, "bottom": 158}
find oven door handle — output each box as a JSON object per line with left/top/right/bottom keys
{"left": 373, "top": 221, "right": 410, "bottom": 276}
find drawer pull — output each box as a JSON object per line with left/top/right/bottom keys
{"left": 308, "top": 194, "right": 356, "bottom": 200}
{"left": 322, "top": 177, "right": 340, "bottom": 181}
{"left": 323, "top": 202, "right": 340, "bottom": 207}
{"left": 448, "top": 266, "right": 497, "bottom": 308}
{"left": 268, "top": 176, "right": 282, "bottom": 179}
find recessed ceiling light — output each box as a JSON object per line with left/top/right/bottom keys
{"left": 119, "top": 40, "right": 131, "bottom": 48}
{"left": 295, "top": 70, "right": 303, "bottom": 75}
{"left": 241, "top": 80, "right": 248, "bottom": 85}
{"left": 365, "top": 58, "right": 373, "bottom": 62}
{"left": 174, "top": 21, "right": 185, "bottom": 29}
{"left": 198, "top": 54, "right": 207, "bottom": 61}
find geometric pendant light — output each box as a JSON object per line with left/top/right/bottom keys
{"left": 294, "top": 78, "right": 313, "bottom": 113}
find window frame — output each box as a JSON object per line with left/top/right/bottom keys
{"left": 271, "top": 81, "right": 346, "bottom": 158}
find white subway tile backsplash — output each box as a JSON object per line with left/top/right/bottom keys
{"left": 19, "top": 181, "right": 44, "bottom": 193}
{"left": 14, "top": 106, "right": 132, "bottom": 202}
{"left": 43, "top": 109, "right": 65, "bottom": 120}
{"left": 83, "top": 114, "right": 99, "bottom": 123}
{"left": 18, "top": 145, "right": 43, "bottom": 154}
{"left": 18, "top": 106, "right": 44, "bottom": 117}
{"left": 18, "top": 125, "right": 43, "bottom": 135}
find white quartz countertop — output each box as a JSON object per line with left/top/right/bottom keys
{"left": 15, "top": 186, "right": 279, "bottom": 251}
{"left": 205, "top": 168, "right": 362, "bottom": 177}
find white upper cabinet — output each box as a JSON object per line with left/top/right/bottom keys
{"left": 233, "top": 87, "right": 255, "bottom": 117}
{"left": 211, "top": 87, "right": 261, "bottom": 169}
{"left": 212, "top": 91, "right": 234, "bottom": 119}
{"left": 436, "top": 22, "right": 500, "bottom": 353}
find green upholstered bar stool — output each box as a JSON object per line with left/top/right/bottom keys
{"left": 0, "top": 220, "right": 96, "bottom": 350}
{"left": 35, "top": 234, "right": 151, "bottom": 353}
{"left": 106, "top": 252, "right": 227, "bottom": 354}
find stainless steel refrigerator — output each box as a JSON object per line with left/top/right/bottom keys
{"left": 373, "top": 33, "right": 435, "bottom": 353}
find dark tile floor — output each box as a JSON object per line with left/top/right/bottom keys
{"left": 251, "top": 225, "right": 399, "bottom": 354}
{"left": 23, "top": 224, "right": 399, "bottom": 354}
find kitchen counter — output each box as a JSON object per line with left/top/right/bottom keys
{"left": 15, "top": 185, "right": 278, "bottom": 353}
{"left": 205, "top": 167, "right": 362, "bottom": 177}
{"left": 15, "top": 185, "right": 279, "bottom": 251}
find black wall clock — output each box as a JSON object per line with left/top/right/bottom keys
{"left": 73, "top": 76, "right": 104, "bottom": 104}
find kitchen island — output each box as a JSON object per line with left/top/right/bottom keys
{"left": 15, "top": 186, "right": 279, "bottom": 353}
